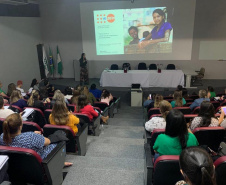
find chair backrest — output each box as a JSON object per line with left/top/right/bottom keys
{"left": 122, "top": 63, "right": 131, "bottom": 70}
{"left": 73, "top": 113, "right": 91, "bottom": 126}
{"left": 24, "top": 107, "right": 46, "bottom": 128}
{"left": 44, "top": 109, "right": 52, "bottom": 124}
{"left": 184, "top": 114, "right": 198, "bottom": 123}
{"left": 93, "top": 102, "right": 109, "bottom": 111}
{"left": 214, "top": 156, "right": 226, "bottom": 185}
{"left": 150, "top": 129, "right": 165, "bottom": 155}
{"left": 110, "top": 64, "right": 119, "bottom": 70}
{"left": 210, "top": 101, "right": 220, "bottom": 110}
{"left": 149, "top": 114, "right": 162, "bottom": 120}
{"left": 153, "top": 155, "right": 183, "bottom": 185}
{"left": 43, "top": 124, "right": 76, "bottom": 153}
{"left": 67, "top": 104, "right": 75, "bottom": 112}
{"left": 8, "top": 105, "right": 22, "bottom": 113}
{"left": 166, "top": 64, "right": 175, "bottom": 70}
{"left": 184, "top": 98, "right": 193, "bottom": 103}
{"left": 0, "top": 146, "right": 44, "bottom": 184}
{"left": 173, "top": 107, "right": 192, "bottom": 114}
{"left": 163, "top": 96, "right": 173, "bottom": 100}
{"left": 192, "top": 106, "right": 200, "bottom": 114}
{"left": 22, "top": 121, "right": 43, "bottom": 133}
{"left": 138, "top": 62, "right": 147, "bottom": 70}
{"left": 189, "top": 95, "right": 199, "bottom": 100}
{"left": 148, "top": 108, "right": 161, "bottom": 120}
{"left": 220, "top": 100, "right": 226, "bottom": 106}
{"left": 149, "top": 64, "right": 157, "bottom": 70}
{"left": 193, "top": 127, "right": 225, "bottom": 151}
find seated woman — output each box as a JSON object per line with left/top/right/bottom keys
{"left": 207, "top": 86, "right": 216, "bottom": 99}
{"left": 153, "top": 109, "right": 198, "bottom": 159}
{"left": 171, "top": 91, "right": 186, "bottom": 108}
{"left": 0, "top": 81, "right": 7, "bottom": 97}
{"left": 145, "top": 100, "right": 172, "bottom": 132}
{"left": 82, "top": 86, "right": 96, "bottom": 105}
{"left": 100, "top": 90, "right": 113, "bottom": 106}
{"left": 0, "top": 96, "right": 14, "bottom": 119}
{"left": 190, "top": 101, "right": 219, "bottom": 131}
{"left": 143, "top": 93, "right": 156, "bottom": 108}
{"left": 176, "top": 146, "right": 216, "bottom": 185}
{"left": 39, "top": 86, "right": 51, "bottom": 104}
{"left": 189, "top": 90, "right": 210, "bottom": 110}
{"left": 27, "top": 90, "right": 47, "bottom": 112}
{"left": 0, "top": 113, "right": 56, "bottom": 159}
{"left": 10, "top": 90, "right": 27, "bottom": 109}
{"left": 28, "top": 78, "right": 40, "bottom": 94}
{"left": 7, "top": 83, "right": 16, "bottom": 97}
{"left": 49, "top": 100, "right": 80, "bottom": 134}
{"left": 51, "top": 90, "right": 69, "bottom": 107}
{"left": 147, "top": 94, "right": 163, "bottom": 110}
{"left": 74, "top": 95, "right": 109, "bottom": 123}
{"left": 71, "top": 90, "right": 80, "bottom": 105}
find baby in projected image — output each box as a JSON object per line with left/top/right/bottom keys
{"left": 139, "top": 9, "right": 173, "bottom": 48}
{"left": 139, "top": 31, "right": 150, "bottom": 42}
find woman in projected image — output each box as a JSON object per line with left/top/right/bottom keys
{"left": 139, "top": 9, "right": 172, "bottom": 48}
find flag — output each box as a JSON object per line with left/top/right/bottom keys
{"left": 49, "top": 47, "right": 54, "bottom": 75}
{"left": 42, "top": 46, "right": 49, "bottom": 76}
{"left": 57, "top": 46, "right": 63, "bottom": 75}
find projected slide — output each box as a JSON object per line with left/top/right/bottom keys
{"left": 94, "top": 7, "right": 173, "bottom": 55}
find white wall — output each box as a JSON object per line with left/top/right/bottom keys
{"left": 0, "top": 17, "right": 42, "bottom": 92}
{"left": 39, "top": 0, "right": 226, "bottom": 80}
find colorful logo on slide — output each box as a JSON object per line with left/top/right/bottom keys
{"left": 107, "top": 14, "right": 115, "bottom": 23}
{"left": 96, "top": 14, "right": 115, "bottom": 24}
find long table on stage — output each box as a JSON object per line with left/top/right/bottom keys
{"left": 100, "top": 70, "right": 184, "bottom": 88}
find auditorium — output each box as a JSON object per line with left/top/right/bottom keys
{"left": 0, "top": 0, "right": 226, "bottom": 185}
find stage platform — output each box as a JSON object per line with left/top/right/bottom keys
{"left": 48, "top": 78, "right": 226, "bottom": 104}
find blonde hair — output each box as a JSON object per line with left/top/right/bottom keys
{"left": 159, "top": 100, "right": 172, "bottom": 119}
{"left": 51, "top": 100, "right": 69, "bottom": 125}
{"left": 174, "top": 91, "right": 183, "bottom": 107}
{"left": 154, "top": 94, "right": 163, "bottom": 108}
{"left": 10, "top": 90, "right": 22, "bottom": 104}
{"left": 82, "top": 86, "right": 89, "bottom": 97}
{"left": 3, "top": 113, "right": 22, "bottom": 145}
{"left": 71, "top": 90, "right": 80, "bottom": 105}
{"left": 27, "top": 90, "right": 39, "bottom": 106}
{"left": 199, "top": 89, "right": 207, "bottom": 98}
{"left": 53, "top": 90, "right": 65, "bottom": 105}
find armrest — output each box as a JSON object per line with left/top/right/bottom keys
{"left": 76, "top": 123, "right": 88, "bottom": 137}
{"left": 144, "top": 143, "right": 154, "bottom": 169}
{"left": 145, "top": 130, "right": 152, "bottom": 144}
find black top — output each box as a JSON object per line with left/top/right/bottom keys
{"left": 29, "top": 100, "right": 46, "bottom": 112}
{"left": 79, "top": 58, "right": 87, "bottom": 68}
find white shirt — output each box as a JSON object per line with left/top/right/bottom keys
{"left": 0, "top": 109, "right": 14, "bottom": 119}
{"left": 16, "top": 87, "right": 24, "bottom": 93}
{"left": 145, "top": 117, "right": 166, "bottom": 132}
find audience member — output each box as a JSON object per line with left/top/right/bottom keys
{"left": 28, "top": 78, "right": 40, "bottom": 94}
{"left": 44, "top": 79, "right": 54, "bottom": 96}
{"left": 27, "top": 90, "right": 47, "bottom": 112}
{"left": 145, "top": 100, "right": 172, "bottom": 132}
{"left": 74, "top": 95, "right": 109, "bottom": 123}
{"left": 0, "top": 81, "right": 7, "bottom": 97}
{"left": 147, "top": 94, "right": 163, "bottom": 110}
{"left": 16, "top": 80, "right": 25, "bottom": 93}
{"left": 218, "top": 107, "right": 226, "bottom": 128}
{"left": 39, "top": 86, "right": 51, "bottom": 103}
{"left": 7, "top": 83, "right": 16, "bottom": 97}
{"left": 49, "top": 100, "right": 80, "bottom": 134}
{"left": 207, "top": 86, "right": 216, "bottom": 99}
{"left": 176, "top": 146, "right": 216, "bottom": 185}
{"left": 82, "top": 86, "right": 96, "bottom": 105}
{"left": 100, "top": 90, "right": 113, "bottom": 106}
{"left": 71, "top": 90, "right": 80, "bottom": 105}
{"left": 143, "top": 93, "right": 156, "bottom": 108}
{"left": 182, "top": 88, "right": 189, "bottom": 99}
{"left": 190, "top": 101, "right": 219, "bottom": 131}
{"left": 177, "top": 85, "right": 183, "bottom": 91}
{"left": 153, "top": 109, "right": 198, "bottom": 159}
{"left": 0, "top": 113, "right": 56, "bottom": 159}
{"left": 51, "top": 90, "right": 69, "bottom": 107}
{"left": 10, "top": 90, "right": 27, "bottom": 109}
{"left": 171, "top": 91, "right": 186, "bottom": 108}
{"left": 89, "top": 84, "right": 102, "bottom": 99}
{"left": 189, "top": 90, "right": 210, "bottom": 110}
{"left": 0, "top": 97, "right": 14, "bottom": 119}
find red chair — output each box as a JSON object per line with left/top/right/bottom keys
{"left": 163, "top": 96, "right": 173, "bottom": 100}
{"left": 0, "top": 142, "right": 66, "bottom": 185}
{"left": 210, "top": 101, "right": 220, "bottom": 110}
{"left": 8, "top": 105, "right": 22, "bottom": 113}
{"left": 94, "top": 102, "right": 110, "bottom": 117}
{"left": 149, "top": 114, "right": 162, "bottom": 120}
{"left": 192, "top": 106, "right": 200, "bottom": 114}
{"left": 22, "top": 121, "right": 43, "bottom": 134}
{"left": 184, "top": 98, "right": 193, "bottom": 103}
{"left": 184, "top": 114, "right": 197, "bottom": 123}
{"left": 189, "top": 95, "right": 199, "bottom": 100}
{"left": 214, "top": 156, "right": 226, "bottom": 185}
{"left": 67, "top": 104, "right": 75, "bottom": 112}
{"left": 44, "top": 109, "right": 52, "bottom": 124}
{"left": 43, "top": 124, "right": 88, "bottom": 156}
{"left": 220, "top": 100, "right": 226, "bottom": 106}
{"left": 193, "top": 127, "right": 225, "bottom": 152}
{"left": 148, "top": 108, "right": 161, "bottom": 120}
{"left": 173, "top": 107, "right": 192, "bottom": 114}
{"left": 150, "top": 129, "right": 165, "bottom": 155}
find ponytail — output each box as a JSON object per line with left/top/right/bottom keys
{"left": 27, "top": 93, "right": 34, "bottom": 106}
{"left": 201, "top": 166, "right": 216, "bottom": 185}
{"left": 3, "top": 113, "right": 22, "bottom": 145}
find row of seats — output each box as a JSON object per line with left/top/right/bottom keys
{"left": 110, "top": 63, "right": 176, "bottom": 70}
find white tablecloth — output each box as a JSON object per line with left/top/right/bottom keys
{"left": 100, "top": 70, "right": 184, "bottom": 88}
